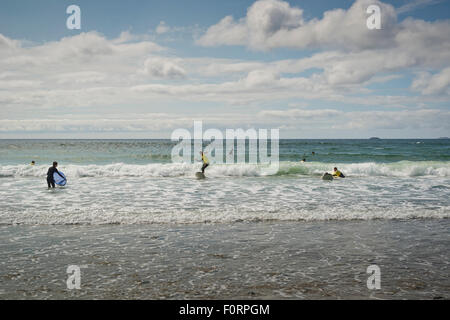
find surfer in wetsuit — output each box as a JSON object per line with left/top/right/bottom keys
{"left": 332, "top": 167, "right": 345, "bottom": 178}
{"left": 200, "top": 152, "right": 209, "bottom": 174}
{"left": 47, "top": 161, "right": 62, "bottom": 188}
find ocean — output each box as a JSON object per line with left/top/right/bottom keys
{"left": 0, "top": 139, "right": 449, "bottom": 299}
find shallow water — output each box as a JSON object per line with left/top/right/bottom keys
{"left": 1, "top": 174, "right": 449, "bottom": 224}
{"left": 0, "top": 220, "right": 448, "bottom": 299}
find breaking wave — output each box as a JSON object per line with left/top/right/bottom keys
{"left": 1, "top": 160, "right": 450, "bottom": 178}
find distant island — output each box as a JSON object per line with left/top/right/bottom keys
{"left": 438, "top": 137, "right": 449, "bottom": 139}
{"left": 369, "top": 137, "right": 381, "bottom": 140}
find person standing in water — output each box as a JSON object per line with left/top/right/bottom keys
{"left": 47, "top": 161, "right": 63, "bottom": 188}
{"left": 200, "top": 152, "right": 209, "bottom": 174}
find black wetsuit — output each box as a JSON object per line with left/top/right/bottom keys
{"left": 201, "top": 163, "right": 209, "bottom": 173}
{"left": 47, "top": 166, "right": 60, "bottom": 188}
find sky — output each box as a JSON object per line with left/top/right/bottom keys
{"left": 0, "top": 0, "right": 449, "bottom": 138}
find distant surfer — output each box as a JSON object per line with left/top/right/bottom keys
{"left": 301, "top": 158, "right": 306, "bottom": 162}
{"left": 31, "top": 160, "right": 35, "bottom": 166}
{"left": 200, "top": 152, "right": 209, "bottom": 174}
{"left": 47, "top": 161, "right": 63, "bottom": 188}
{"left": 332, "top": 167, "right": 345, "bottom": 178}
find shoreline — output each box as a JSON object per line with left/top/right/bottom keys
{"left": 1, "top": 219, "right": 448, "bottom": 300}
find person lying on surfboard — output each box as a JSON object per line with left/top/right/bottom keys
{"left": 47, "top": 161, "right": 64, "bottom": 188}
{"left": 332, "top": 167, "right": 345, "bottom": 178}
{"left": 200, "top": 152, "right": 209, "bottom": 174}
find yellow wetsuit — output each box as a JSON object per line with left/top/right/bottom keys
{"left": 202, "top": 154, "right": 209, "bottom": 164}
{"left": 200, "top": 153, "right": 209, "bottom": 174}
{"left": 333, "top": 170, "right": 343, "bottom": 177}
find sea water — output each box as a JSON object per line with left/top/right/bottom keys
{"left": 0, "top": 139, "right": 449, "bottom": 299}
{"left": 1, "top": 139, "right": 449, "bottom": 224}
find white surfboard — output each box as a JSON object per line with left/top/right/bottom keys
{"left": 54, "top": 171, "right": 67, "bottom": 186}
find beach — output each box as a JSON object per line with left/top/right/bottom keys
{"left": 1, "top": 220, "right": 448, "bottom": 299}
{"left": 0, "top": 139, "right": 449, "bottom": 299}
{"left": 2, "top": 0, "right": 450, "bottom": 303}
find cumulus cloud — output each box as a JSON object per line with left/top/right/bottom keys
{"left": 411, "top": 68, "right": 450, "bottom": 95}
{"left": 141, "top": 57, "right": 187, "bottom": 79}
{"left": 0, "top": 1, "right": 449, "bottom": 138}
{"left": 197, "top": 0, "right": 304, "bottom": 49}
{"left": 0, "top": 27, "right": 444, "bottom": 117}
{"left": 197, "top": 0, "right": 449, "bottom": 67}
{"left": 0, "top": 33, "right": 20, "bottom": 53}
{"left": 0, "top": 31, "right": 169, "bottom": 110}
{"left": 243, "top": 69, "right": 280, "bottom": 88}
{"left": 198, "top": 0, "right": 398, "bottom": 51}
{"left": 130, "top": 70, "right": 430, "bottom": 110}
{"left": 197, "top": 0, "right": 450, "bottom": 89}
{"left": 196, "top": 16, "right": 247, "bottom": 47}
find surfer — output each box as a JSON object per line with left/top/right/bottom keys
{"left": 31, "top": 160, "right": 35, "bottom": 165}
{"left": 332, "top": 167, "right": 345, "bottom": 178}
{"left": 47, "top": 161, "right": 62, "bottom": 188}
{"left": 200, "top": 151, "right": 209, "bottom": 174}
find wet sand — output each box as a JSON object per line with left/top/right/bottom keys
{"left": 0, "top": 219, "right": 448, "bottom": 299}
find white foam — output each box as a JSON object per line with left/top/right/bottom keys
{"left": 1, "top": 161, "right": 450, "bottom": 178}
{"left": 0, "top": 171, "right": 449, "bottom": 225}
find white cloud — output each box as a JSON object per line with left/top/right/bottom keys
{"left": 0, "top": 33, "right": 20, "bottom": 53}
{"left": 197, "top": 0, "right": 304, "bottom": 48}
{"left": 141, "top": 57, "right": 187, "bottom": 79}
{"left": 198, "top": 0, "right": 398, "bottom": 51}
{"left": 0, "top": 0, "right": 449, "bottom": 138}
{"left": 0, "top": 31, "right": 168, "bottom": 110}
{"left": 0, "top": 28, "right": 444, "bottom": 116}
{"left": 1, "top": 108, "right": 448, "bottom": 135}
{"left": 196, "top": 0, "right": 450, "bottom": 91}
{"left": 54, "top": 71, "right": 106, "bottom": 85}
{"left": 259, "top": 108, "right": 341, "bottom": 119}
{"left": 259, "top": 108, "right": 450, "bottom": 131}
{"left": 396, "top": 0, "right": 442, "bottom": 14}
{"left": 156, "top": 21, "right": 171, "bottom": 34}
{"left": 196, "top": 16, "right": 248, "bottom": 47}
{"left": 411, "top": 68, "right": 450, "bottom": 95}
{"left": 112, "top": 30, "right": 152, "bottom": 44}
{"left": 243, "top": 69, "right": 280, "bottom": 88}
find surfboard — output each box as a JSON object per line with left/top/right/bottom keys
{"left": 54, "top": 171, "right": 67, "bottom": 186}
{"left": 195, "top": 172, "right": 205, "bottom": 179}
{"left": 321, "top": 173, "right": 333, "bottom": 181}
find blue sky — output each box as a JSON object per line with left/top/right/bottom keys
{"left": 0, "top": 0, "right": 449, "bottom": 138}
